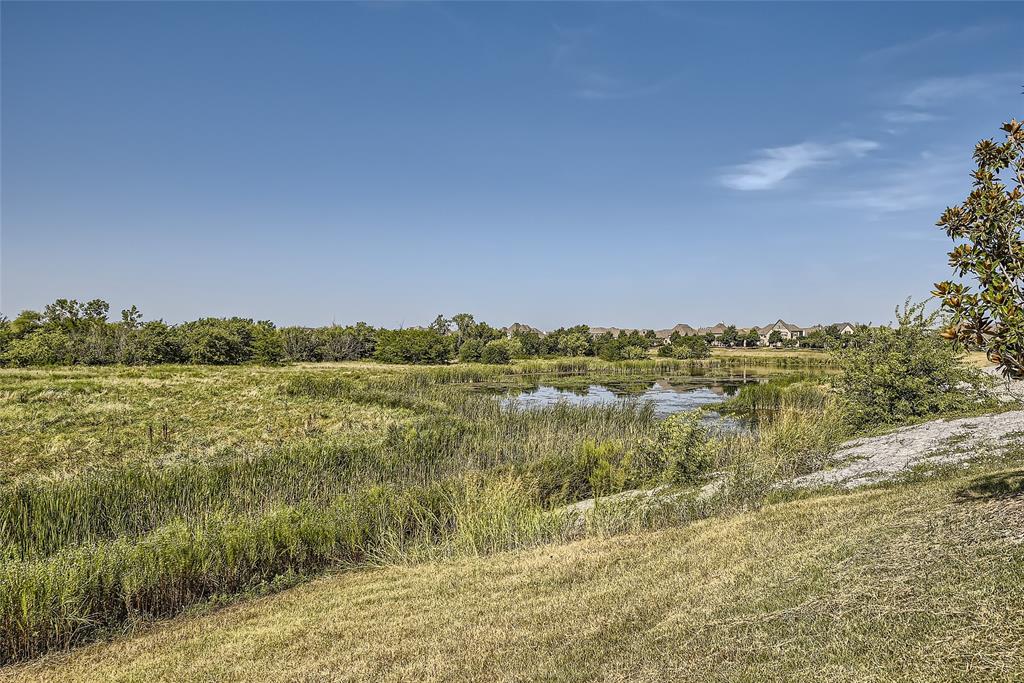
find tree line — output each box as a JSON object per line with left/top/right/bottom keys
{"left": 0, "top": 299, "right": 870, "bottom": 367}
{"left": 0, "top": 302, "right": 657, "bottom": 366}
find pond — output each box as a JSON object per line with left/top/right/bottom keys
{"left": 500, "top": 368, "right": 797, "bottom": 428}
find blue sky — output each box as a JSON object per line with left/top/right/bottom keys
{"left": 2, "top": 2, "right": 1021, "bottom": 330}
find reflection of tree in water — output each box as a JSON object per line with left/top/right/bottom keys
{"left": 658, "top": 378, "right": 754, "bottom": 398}
{"left": 601, "top": 381, "right": 654, "bottom": 397}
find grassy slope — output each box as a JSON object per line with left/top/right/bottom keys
{"left": 0, "top": 364, "right": 406, "bottom": 480}
{"left": 7, "top": 466, "right": 1023, "bottom": 683}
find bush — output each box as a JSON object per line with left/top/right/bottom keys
{"left": 458, "top": 338, "right": 485, "bottom": 363}
{"left": 657, "top": 336, "right": 710, "bottom": 360}
{"left": 1, "top": 329, "right": 73, "bottom": 366}
{"left": 128, "top": 321, "right": 183, "bottom": 364}
{"left": 634, "top": 412, "right": 715, "bottom": 485}
{"left": 374, "top": 328, "right": 451, "bottom": 365}
{"left": 480, "top": 340, "right": 513, "bottom": 365}
{"left": 830, "top": 300, "right": 989, "bottom": 429}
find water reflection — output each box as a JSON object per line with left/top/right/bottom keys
{"left": 503, "top": 376, "right": 757, "bottom": 425}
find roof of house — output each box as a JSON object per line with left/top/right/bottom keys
{"left": 700, "top": 322, "right": 729, "bottom": 335}
{"left": 504, "top": 323, "right": 543, "bottom": 336}
{"left": 654, "top": 323, "right": 699, "bottom": 338}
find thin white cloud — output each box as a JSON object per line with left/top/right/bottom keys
{"left": 901, "top": 72, "right": 1019, "bottom": 108}
{"left": 551, "top": 25, "right": 678, "bottom": 101}
{"left": 861, "top": 25, "right": 994, "bottom": 63}
{"left": 825, "top": 150, "right": 970, "bottom": 215}
{"left": 882, "top": 110, "right": 941, "bottom": 124}
{"left": 719, "top": 139, "right": 879, "bottom": 191}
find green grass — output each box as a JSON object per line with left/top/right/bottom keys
{"left": 6, "top": 360, "right": 822, "bottom": 663}
{"left": 10, "top": 353, "right": 1005, "bottom": 672}
{"left": 5, "top": 461, "right": 1022, "bottom": 682}
{"left": 0, "top": 364, "right": 399, "bottom": 482}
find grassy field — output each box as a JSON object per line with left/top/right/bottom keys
{"left": 3, "top": 351, "right": 1005, "bottom": 673}
{"left": 0, "top": 355, "right": 827, "bottom": 482}
{"left": 710, "top": 347, "right": 829, "bottom": 362}
{"left": 5, "top": 460, "right": 1022, "bottom": 682}
{"left": 1, "top": 355, "right": 843, "bottom": 664}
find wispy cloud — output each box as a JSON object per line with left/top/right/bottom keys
{"left": 861, "top": 25, "right": 994, "bottom": 63}
{"left": 719, "top": 139, "right": 879, "bottom": 191}
{"left": 551, "top": 26, "right": 677, "bottom": 100}
{"left": 901, "top": 72, "right": 1019, "bottom": 108}
{"left": 882, "top": 110, "right": 941, "bottom": 124}
{"left": 825, "top": 150, "right": 970, "bottom": 215}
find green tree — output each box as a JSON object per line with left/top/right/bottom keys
{"left": 428, "top": 315, "right": 451, "bottom": 336}
{"left": 933, "top": 117, "right": 1024, "bottom": 378}
{"left": 251, "top": 321, "right": 284, "bottom": 364}
{"left": 458, "top": 338, "right": 485, "bottom": 362}
{"left": 560, "top": 332, "right": 592, "bottom": 357}
{"left": 374, "top": 328, "right": 451, "bottom": 365}
{"left": 768, "top": 330, "right": 783, "bottom": 346}
{"left": 480, "top": 339, "right": 513, "bottom": 364}
{"left": 831, "top": 300, "right": 987, "bottom": 429}
{"left": 511, "top": 329, "right": 543, "bottom": 356}
{"left": 721, "top": 325, "right": 739, "bottom": 347}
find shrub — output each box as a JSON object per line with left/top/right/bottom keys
{"left": 480, "top": 340, "right": 513, "bottom": 365}
{"left": 635, "top": 412, "right": 715, "bottom": 485}
{"left": 374, "top": 328, "right": 451, "bottom": 365}
{"left": 830, "top": 300, "right": 989, "bottom": 430}
{"left": 657, "top": 336, "right": 710, "bottom": 360}
{"left": 1, "top": 329, "right": 73, "bottom": 366}
{"left": 458, "top": 338, "right": 485, "bottom": 363}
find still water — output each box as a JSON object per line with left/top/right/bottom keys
{"left": 502, "top": 371, "right": 775, "bottom": 424}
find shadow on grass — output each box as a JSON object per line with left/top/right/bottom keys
{"left": 957, "top": 469, "right": 1024, "bottom": 501}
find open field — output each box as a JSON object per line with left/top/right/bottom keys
{"left": 1, "top": 356, "right": 844, "bottom": 664}
{"left": 0, "top": 351, "right": 1012, "bottom": 672}
{"left": 6, "top": 459, "right": 1023, "bottom": 683}
{"left": 0, "top": 354, "right": 827, "bottom": 481}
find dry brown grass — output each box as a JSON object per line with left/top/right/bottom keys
{"left": 7, "top": 465, "right": 1022, "bottom": 683}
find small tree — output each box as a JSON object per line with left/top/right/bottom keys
{"left": 480, "top": 339, "right": 513, "bottom": 365}
{"left": 933, "top": 117, "right": 1024, "bottom": 378}
{"left": 831, "top": 300, "right": 987, "bottom": 429}
{"left": 721, "top": 325, "right": 739, "bottom": 347}
{"left": 768, "top": 330, "right": 783, "bottom": 346}
{"left": 457, "top": 338, "right": 484, "bottom": 362}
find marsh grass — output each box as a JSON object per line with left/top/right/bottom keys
{"left": 11, "top": 465, "right": 1021, "bottom": 683}
{"left": 0, "top": 359, "right": 831, "bottom": 664}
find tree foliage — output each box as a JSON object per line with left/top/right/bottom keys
{"left": 830, "top": 300, "right": 988, "bottom": 429}
{"left": 657, "top": 335, "right": 711, "bottom": 359}
{"left": 373, "top": 328, "right": 451, "bottom": 365}
{"left": 934, "top": 117, "right": 1024, "bottom": 378}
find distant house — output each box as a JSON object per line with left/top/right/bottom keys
{"left": 588, "top": 326, "right": 644, "bottom": 337}
{"left": 581, "top": 318, "right": 857, "bottom": 347}
{"left": 699, "top": 322, "right": 729, "bottom": 337}
{"left": 504, "top": 323, "right": 544, "bottom": 337}
{"left": 757, "top": 320, "right": 805, "bottom": 345}
{"left": 804, "top": 322, "right": 856, "bottom": 337}
{"left": 655, "top": 323, "right": 699, "bottom": 339}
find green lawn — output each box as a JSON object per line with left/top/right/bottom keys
{"left": 7, "top": 463, "right": 1022, "bottom": 683}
